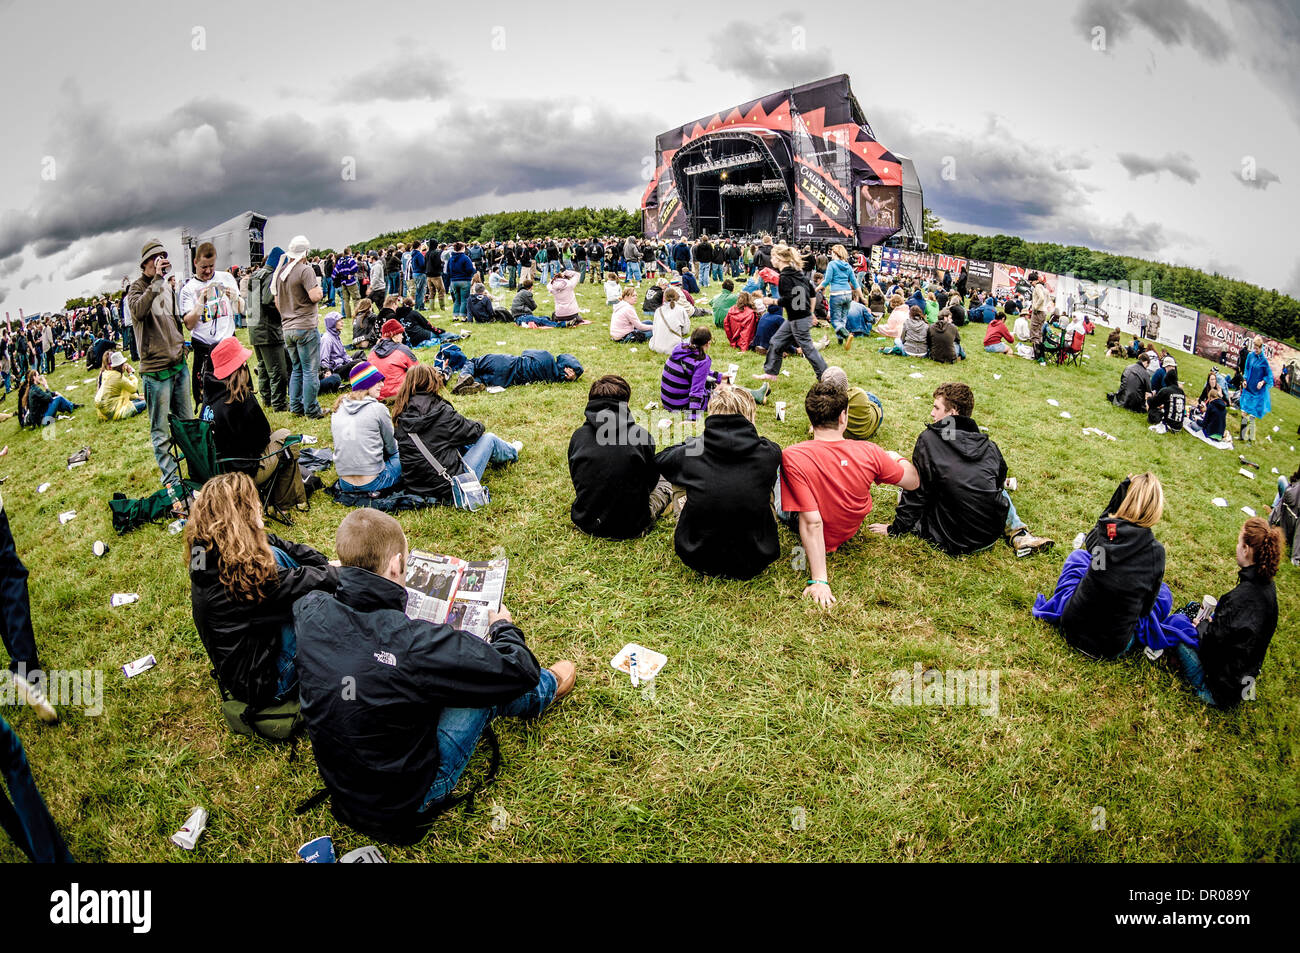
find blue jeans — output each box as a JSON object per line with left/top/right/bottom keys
{"left": 0, "top": 508, "right": 38, "bottom": 673}
{"left": 697, "top": 262, "right": 710, "bottom": 287}
{"left": 323, "top": 275, "right": 335, "bottom": 307}
{"left": 336, "top": 455, "right": 402, "bottom": 493}
{"left": 412, "top": 273, "right": 426, "bottom": 310}
{"left": 421, "top": 669, "right": 558, "bottom": 810}
{"left": 828, "top": 295, "right": 851, "bottom": 339}
{"left": 450, "top": 280, "right": 471, "bottom": 317}
{"left": 270, "top": 548, "right": 301, "bottom": 702}
{"left": 1003, "top": 490, "right": 1025, "bottom": 534}
{"left": 39, "top": 395, "right": 74, "bottom": 426}
{"left": 462, "top": 432, "right": 517, "bottom": 480}
{"left": 284, "top": 328, "right": 322, "bottom": 416}
{"left": 0, "top": 715, "right": 74, "bottom": 862}
{"left": 1175, "top": 643, "right": 1219, "bottom": 707}
{"left": 626, "top": 260, "right": 642, "bottom": 283}
{"left": 985, "top": 342, "right": 1009, "bottom": 353}
{"left": 144, "top": 364, "right": 193, "bottom": 490}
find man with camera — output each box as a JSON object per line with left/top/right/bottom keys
{"left": 126, "top": 239, "right": 200, "bottom": 513}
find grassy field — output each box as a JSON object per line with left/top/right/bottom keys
{"left": 2, "top": 276, "right": 1297, "bottom": 863}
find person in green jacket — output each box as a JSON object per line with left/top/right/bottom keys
{"left": 247, "top": 247, "right": 289, "bottom": 412}
{"left": 710, "top": 279, "right": 738, "bottom": 329}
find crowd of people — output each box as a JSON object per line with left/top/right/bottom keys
{"left": 1, "top": 229, "right": 1292, "bottom": 854}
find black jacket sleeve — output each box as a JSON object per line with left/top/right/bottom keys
{"left": 409, "top": 620, "right": 542, "bottom": 708}
{"left": 267, "top": 535, "right": 329, "bottom": 568}
{"left": 889, "top": 433, "right": 930, "bottom": 537}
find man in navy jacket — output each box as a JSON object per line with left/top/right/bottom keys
{"left": 295, "top": 509, "right": 575, "bottom": 842}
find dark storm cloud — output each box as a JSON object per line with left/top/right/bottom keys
{"left": 708, "top": 16, "right": 831, "bottom": 85}
{"left": 62, "top": 233, "right": 145, "bottom": 281}
{"left": 0, "top": 95, "right": 651, "bottom": 263}
{"left": 0, "top": 287, "right": 7, "bottom": 305}
{"left": 20, "top": 275, "right": 41, "bottom": 290}
{"left": 1073, "top": 0, "right": 1231, "bottom": 59}
{"left": 0, "top": 254, "right": 21, "bottom": 278}
{"left": 1234, "top": 166, "right": 1281, "bottom": 190}
{"left": 876, "top": 111, "right": 1168, "bottom": 258}
{"left": 1117, "top": 151, "right": 1200, "bottom": 183}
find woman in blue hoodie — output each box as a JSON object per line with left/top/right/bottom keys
{"left": 817, "top": 245, "right": 861, "bottom": 348}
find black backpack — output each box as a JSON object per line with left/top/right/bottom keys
{"left": 1269, "top": 479, "right": 1299, "bottom": 552}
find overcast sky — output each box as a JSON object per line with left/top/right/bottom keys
{"left": 0, "top": 0, "right": 1295, "bottom": 314}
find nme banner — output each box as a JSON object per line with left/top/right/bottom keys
{"left": 966, "top": 260, "right": 994, "bottom": 294}
{"left": 1195, "top": 315, "right": 1300, "bottom": 379}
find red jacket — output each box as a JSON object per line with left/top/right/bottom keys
{"left": 368, "top": 340, "right": 418, "bottom": 400}
{"left": 724, "top": 305, "right": 758, "bottom": 351}
{"left": 983, "top": 319, "right": 1013, "bottom": 347}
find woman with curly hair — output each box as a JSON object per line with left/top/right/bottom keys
{"left": 1174, "top": 518, "right": 1282, "bottom": 708}
{"left": 187, "top": 472, "right": 337, "bottom": 707}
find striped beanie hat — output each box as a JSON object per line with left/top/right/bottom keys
{"left": 349, "top": 361, "right": 385, "bottom": 393}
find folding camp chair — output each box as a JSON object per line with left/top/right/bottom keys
{"left": 168, "top": 415, "right": 304, "bottom": 526}
{"left": 1041, "top": 323, "right": 1066, "bottom": 365}
{"left": 1063, "top": 331, "right": 1085, "bottom": 367}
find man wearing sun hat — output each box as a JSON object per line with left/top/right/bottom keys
{"left": 126, "top": 238, "right": 200, "bottom": 508}
{"left": 273, "top": 234, "right": 325, "bottom": 419}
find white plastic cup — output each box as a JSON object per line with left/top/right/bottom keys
{"left": 775, "top": 401, "right": 787, "bottom": 421}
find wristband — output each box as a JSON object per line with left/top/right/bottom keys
{"left": 806, "top": 579, "right": 828, "bottom": 586}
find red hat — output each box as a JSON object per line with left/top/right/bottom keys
{"left": 381, "top": 318, "right": 404, "bottom": 338}
{"left": 210, "top": 336, "right": 252, "bottom": 381}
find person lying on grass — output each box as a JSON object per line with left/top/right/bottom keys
{"left": 393, "top": 364, "right": 519, "bottom": 501}
{"left": 187, "top": 472, "right": 337, "bottom": 709}
{"left": 294, "top": 508, "right": 575, "bottom": 844}
{"left": 1172, "top": 517, "right": 1280, "bottom": 709}
{"left": 1032, "top": 473, "right": 1194, "bottom": 661}
{"left": 868, "top": 382, "right": 1053, "bottom": 557}
{"left": 777, "top": 381, "right": 921, "bottom": 608}
{"left": 450, "top": 349, "right": 583, "bottom": 395}
{"left": 654, "top": 385, "right": 783, "bottom": 580}
{"left": 568, "top": 374, "right": 673, "bottom": 540}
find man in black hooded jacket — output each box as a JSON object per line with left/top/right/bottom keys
{"left": 294, "top": 508, "right": 574, "bottom": 843}
{"left": 871, "top": 383, "right": 1053, "bottom": 557}
{"left": 568, "top": 374, "right": 671, "bottom": 539}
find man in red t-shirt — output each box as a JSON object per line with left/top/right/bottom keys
{"left": 780, "top": 381, "right": 920, "bottom": 606}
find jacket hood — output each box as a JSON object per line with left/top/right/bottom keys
{"left": 324, "top": 314, "right": 341, "bottom": 335}
{"left": 394, "top": 391, "right": 443, "bottom": 428}
{"left": 701, "top": 412, "right": 764, "bottom": 459}
{"left": 668, "top": 341, "right": 703, "bottom": 363}
{"left": 342, "top": 394, "right": 381, "bottom": 416}
{"left": 334, "top": 565, "right": 407, "bottom": 614}
{"left": 583, "top": 394, "right": 633, "bottom": 429}
{"left": 928, "top": 415, "right": 990, "bottom": 461}
{"left": 555, "top": 353, "right": 583, "bottom": 379}
{"left": 373, "top": 338, "right": 405, "bottom": 358}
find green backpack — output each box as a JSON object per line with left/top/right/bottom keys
{"left": 220, "top": 694, "right": 303, "bottom": 741}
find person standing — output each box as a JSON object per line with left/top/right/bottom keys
{"left": 332, "top": 248, "right": 360, "bottom": 321}
{"left": 273, "top": 235, "right": 325, "bottom": 419}
{"left": 425, "top": 241, "right": 447, "bottom": 310}
{"left": 1239, "top": 336, "right": 1274, "bottom": 444}
{"left": 118, "top": 280, "right": 138, "bottom": 362}
{"left": 180, "top": 241, "right": 242, "bottom": 410}
{"left": 127, "top": 239, "right": 199, "bottom": 511}
{"left": 0, "top": 489, "right": 57, "bottom": 722}
{"left": 1029, "top": 272, "right": 1051, "bottom": 360}
{"left": 246, "top": 246, "right": 290, "bottom": 411}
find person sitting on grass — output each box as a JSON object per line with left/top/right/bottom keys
{"left": 642, "top": 278, "right": 667, "bottom": 316}
{"left": 394, "top": 296, "right": 437, "bottom": 345}
{"left": 1147, "top": 366, "right": 1186, "bottom": 434}
{"left": 724, "top": 291, "right": 759, "bottom": 352}
{"left": 94, "top": 350, "right": 146, "bottom": 420}
{"left": 1173, "top": 518, "right": 1280, "bottom": 709}
{"left": 367, "top": 319, "right": 419, "bottom": 401}
{"left": 751, "top": 296, "right": 786, "bottom": 354}
{"left": 18, "top": 370, "right": 79, "bottom": 427}
{"left": 568, "top": 374, "right": 672, "bottom": 540}
{"left": 843, "top": 295, "right": 877, "bottom": 338}
{"left": 610, "top": 286, "right": 654, "bottom": 343}
{"left": 927, "top": 308, "right": 964, "bottom": 363}
{"left": 547, "top": 269, "right": 586, "bottom": 325}
{"left": 819, "top": 366, "right": 883, "bottom": 441}
{"left": 650, "top": 287, "right": 692, "bottom": 356}
{"left": 451, "top": 349, "right": 583, "bottom": 395}
{"left": 777, "top": 381, "right": 921, "bottom": 607}
{"left": 603, "top": 272, "right": 622, "bottom": 305}
{"left": 467, "top": 283, "right": 498, "bottom": 323}
{"left": 350, "top": 297, "right": 380, "bottom": 352}
{"left": 187, "top": 472, "right": 337, "bottom": 709}
{"left": 204, "top": 337, "right": 307, "bottom": 511}
{"left": 874, "top": 294, "right": 908, "bottom": 339}
{"left": 1107, "top": 351, "right": 1153, "bottom": 412}
{"left": 294, "top": 507, "right": 575, "bottom": 844}
{"left": 711, "top": 278, "right": 738, "bottom": 329}
{"left": 392, "top": 364, "right": 519, "bottom": 500}
{"left": 660, "top": 327, "right": 771, "bottom": 421}
{"left": 655, "top": 385, "right": 783, "bottom": 580}
{"left": 983, "top": 315, "right": 1014, "bottom": 355}
{"left": 1191, "top": 377, "right": 1229, "bottom": 440}
{"left": 510, "top": 278, "right": 539, "bottom": 321}
{"left": 1032, "top": 474, "right": 1194, "bottom": 660}
{"left": 331, "top": 362, "right": 402, "bottom": 493}
{"left": 880, "top": 306, "right": 929, "bottom": 358}
{"left": 318, "top": 313, "right": 362, "bottom": 393}
{"left": 1104, "top": 327, "right": 1123, "bottom": 356}
{"left": 868, "top": 383, "right": 1053, "bottom": 557}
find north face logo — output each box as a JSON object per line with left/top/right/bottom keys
{"left": 373, "top": 651, "right": 396, "bottom": 667}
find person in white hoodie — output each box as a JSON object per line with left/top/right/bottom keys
{"left": 331, "top": 362, "right": 402, "bottom": 492}
{"left": 650, "top": 288, "right": 692, "bottom": 356}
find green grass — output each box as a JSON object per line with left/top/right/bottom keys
{"left": 3, "top": 278, "right": 1297, "bottom": 862}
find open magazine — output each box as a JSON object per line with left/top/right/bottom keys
{"left": 404, "top": 550, "right": 509, "bottom": 640}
